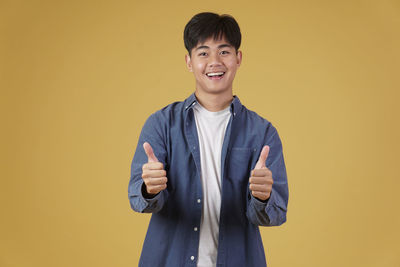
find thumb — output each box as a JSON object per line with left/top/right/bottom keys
{"left": 143, "top": 142, "right": 159, "bottom": 163}
{"left": 255, "top": 145, "right": 270, "bottom": 169}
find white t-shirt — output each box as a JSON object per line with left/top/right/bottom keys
{"left": 193, "top": 102, "right": 231, "bottom": 267}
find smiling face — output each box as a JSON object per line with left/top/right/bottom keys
{"left": 185, "top": 36, "right": 242, "bottom": 96}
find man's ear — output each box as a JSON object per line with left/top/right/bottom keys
{"left": 236, "top": 50, "right": 242, "bottom": 67}
{"left": 185, "top": 54, "right": 193, "bottom": 72}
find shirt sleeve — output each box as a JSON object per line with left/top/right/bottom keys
{"left": 128, "top": 112, "right": 169, "bottom": 213}
{"left": 246, "top": 124, "right": 288, "bottom": 226}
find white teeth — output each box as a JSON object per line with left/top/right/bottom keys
{"left": 206, "top": 72, "right": 224, "bottom": 77}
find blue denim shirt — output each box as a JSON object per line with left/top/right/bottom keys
{"left": 128, "top": 93, "right": 288, "bottom": 267}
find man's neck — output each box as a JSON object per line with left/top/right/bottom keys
{"left": 194, "top": 90, "right": 233, "bottom": 112}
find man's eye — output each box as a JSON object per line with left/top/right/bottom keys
{"left": 221, "top": 50, "right": 230, "bottom": 55}
{"left": 198, "top": 52, "right": 207, "bottom": 56}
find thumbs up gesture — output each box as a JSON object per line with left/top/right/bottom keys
{"left": 249, "top": 145, "right": 274, "bottom": 201}
{"left": 141, "top": 142, "right": 168, "bottom": 196}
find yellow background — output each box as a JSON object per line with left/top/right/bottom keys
{"left": 1, "top": 0, "right": 399, "bottom": 266}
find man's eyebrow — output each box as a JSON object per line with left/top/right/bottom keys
{"left": 218, "top": 44, "right": 233, "bottom": 49}
{"left": 195, "top": 45, "right": 209, "bottom": 51}
{"left": 194, "top": 44, "right": 233, "bottom": 51}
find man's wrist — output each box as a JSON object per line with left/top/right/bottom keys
{"left": 141, "top": 183, "right": 158, "bottom": 199}
{"left": 254, "top": 195, "right": 270, "bottom": 203}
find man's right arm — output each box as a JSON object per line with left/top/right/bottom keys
{"left": 128, "top": 113, "right": 169, "bottom": 213}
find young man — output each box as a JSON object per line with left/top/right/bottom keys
{"left": 128, "top": 12, "right": 288, "bottom": 267}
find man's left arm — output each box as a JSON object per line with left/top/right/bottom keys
{"left": 246, "top": 125, "right": 289, "bottom": 226}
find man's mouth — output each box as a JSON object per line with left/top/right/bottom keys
{"left": 206, "top": 72, "right": 225, "bottom": 79}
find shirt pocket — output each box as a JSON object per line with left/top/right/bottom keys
{"left": 227, "top": 147, "right": 255, "bottom": 182}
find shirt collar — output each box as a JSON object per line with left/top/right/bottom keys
{"left": 184, "top": 92, "right": 242, "bottom": 117}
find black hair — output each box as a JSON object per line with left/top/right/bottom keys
{"left": 183, "top": 12, "right": 241, "bottom": 56}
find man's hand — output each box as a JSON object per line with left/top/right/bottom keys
{"left": 141, "top": 142, "right": 168, "bottom": 196}
{"left": 249, "top": 145, "right": 273, "bottom": 201}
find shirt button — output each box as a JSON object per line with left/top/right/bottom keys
{"left": 194, "top": 227, "right": 198, "bottom": 231}
{"left": 190, "top": 256, "right": 195, "bottom": 261}
{"left": 197, "top": 199, "right": 201, "bottom": 203}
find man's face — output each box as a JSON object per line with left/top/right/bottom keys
{"left": 185, "top": 36, "right": 242, "bottom": 96}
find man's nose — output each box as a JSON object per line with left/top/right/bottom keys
{"left": 208, "top": 53, "right": 222, "bottom": 67}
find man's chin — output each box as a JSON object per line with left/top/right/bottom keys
{"left": 197, "top": 86, "right": 232, "bottom": 95}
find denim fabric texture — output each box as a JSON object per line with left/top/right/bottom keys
{"left": 128, "top": 93, "right": 289, "bottom": 267}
